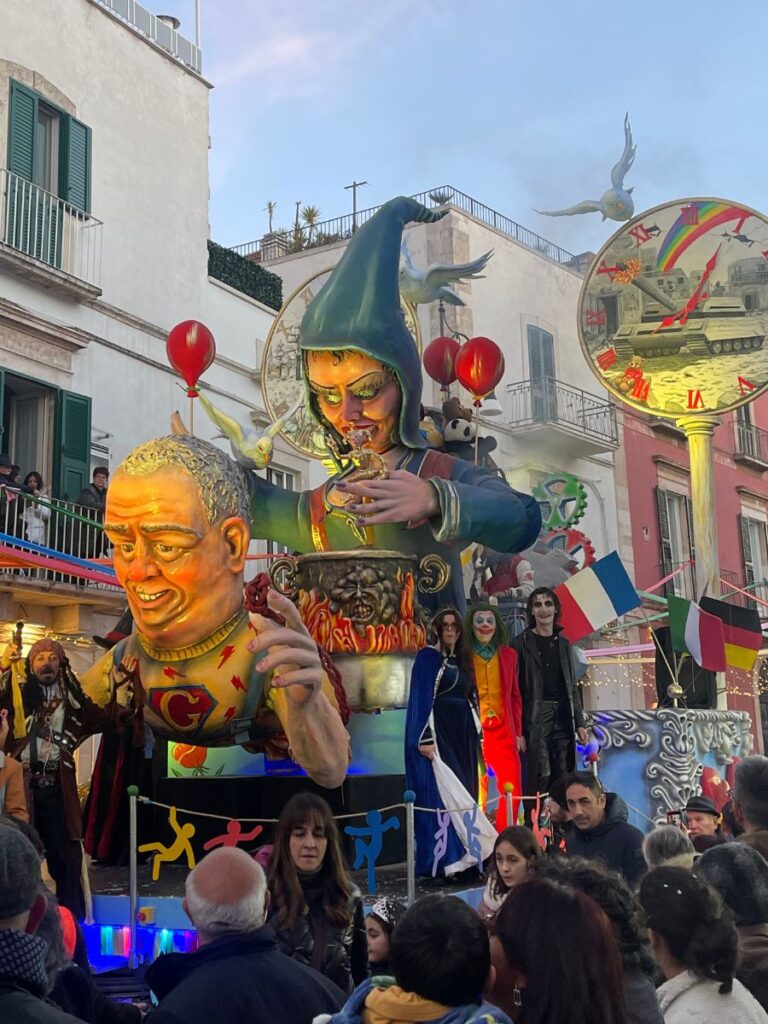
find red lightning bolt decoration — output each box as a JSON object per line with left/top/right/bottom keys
{"left": 217, "top": 645, "right": 236, "bottom": 669}
{"left": 162, "top": 666, "right": 185, "bottom": 679}
{"left": 230, "top": 674, "right": 246, "bottom": 692}
{"left": 224, "top": 706, "right": 237, "bottom": 723}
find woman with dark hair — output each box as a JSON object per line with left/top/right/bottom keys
{"left": 638, "top": 866, "right": 767, "bottom": 1023}
{"left": 534, "top": 856, "right": 662, "bottom": 1024}
{"left": 490, "top": 876, "right": 627, "bottom": 1023}
{"left": 20, "top": 471, "right": 49, "bottom": 546}
{"left": 478, "top": 827, "right": 540, "bottom": 923}
{"left": 405, "top": 607, "right": 491, "bottom": 881}
{"left": 268, "top": 792, "right": 366, "bottom": 993}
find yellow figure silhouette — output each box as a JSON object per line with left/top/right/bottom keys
{"left": 138, "top": 807, "right": 196, "bottom": 881}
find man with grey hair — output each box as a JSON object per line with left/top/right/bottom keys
{"left": 733, "top": 755, "right": 768, "bottom": 839}
{"left": 81, "top": 433, "right": 349, "bottom": 788}
{"left": 144, "top": 847, "right": 344, "bottom": 1024}
{"left": 0, "top": 825, "right": 81, "bottom": 1021}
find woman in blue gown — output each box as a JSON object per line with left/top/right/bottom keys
{"left": 405, "top": 607, "right": 482, "bottom": 879}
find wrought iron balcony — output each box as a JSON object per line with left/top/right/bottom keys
{"left": 0, "top": 489, "right": 114, "bottom": 592}
{"left": 0, "top": 170, "right": 103, "bottom": 299}
{"left": 506, "top": 377, "right": 619, "bottom": 454}
{"left": 734, "top": 421, "right": 768, "bottom": 470}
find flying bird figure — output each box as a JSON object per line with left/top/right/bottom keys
{"left": 198, "top": 392, "right": 303, "bottom": 469}
{"left": 536, "top": 114, "right": 637, "bottom": 223}
{"left": 399, "top": 240, "right": 493, "bottom": 306}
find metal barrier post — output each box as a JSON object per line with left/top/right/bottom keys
{"left": 404, "top": 790, "right": 416, "bottom": 907}
{"left": 127, "top": 786, "right": 139, "bottom": 970}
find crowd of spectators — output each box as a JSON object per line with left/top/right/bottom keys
{"left": 1, "top": 753, "right": 767, "bottom": 1023}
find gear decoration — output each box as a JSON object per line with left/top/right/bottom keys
{"left": 533, "top": 472, "right": 588, "bottom": 530}
{"left": 540, "top": 528, "right": 596, "bottom": 573}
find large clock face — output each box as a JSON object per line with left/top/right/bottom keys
{"left": 261, "top": 267, "right": 421, "bottom": 460}
{"left": 578, "top": 198, "right": 768, "bottom": 416}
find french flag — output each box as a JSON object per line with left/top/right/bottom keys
{"left": 555, "top": 552, "right": 640, "bottom": 643}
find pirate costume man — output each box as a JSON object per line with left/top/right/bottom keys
{"left": 0, "top": 638, "right": 124, "bottom": 918}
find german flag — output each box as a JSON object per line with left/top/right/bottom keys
{"left": 699, "top": 597, "right": 764, "bottom": 671}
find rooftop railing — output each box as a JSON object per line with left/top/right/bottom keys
{"left": 232, "top": 186, "right": 577, "bottom": 266}
{"left": 92, "top": 0, "right": 201, "bottom": 73}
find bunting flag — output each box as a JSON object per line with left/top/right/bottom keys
{"left": 555, "top": 552, "right": 640, "bottom": 643}
{"left": 699, "top": 597, "right": 763, "bottom": 672}
{"left": 667, "top": 595, "right": 726, "bottom": 671}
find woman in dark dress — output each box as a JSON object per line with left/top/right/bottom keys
{"left": 405, "top": 607, "right": 485, "bottom": 880}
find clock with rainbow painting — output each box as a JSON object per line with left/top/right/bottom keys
{"left": 578, "top": 197, "right": 768, "bottom": 416}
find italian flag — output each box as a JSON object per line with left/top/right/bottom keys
{"left": 667, "top": 595, "right": 726, "bottom": 672}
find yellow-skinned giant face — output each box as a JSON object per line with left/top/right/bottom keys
{"left": 104, "top": 437, "right": 250, "bottom": 651}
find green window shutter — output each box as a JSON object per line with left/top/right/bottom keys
{"left": 7, "top": 80, "right": 37, "bottom": 181}
{"left": 55, "top": 390, "right": 91, "bottom": 501}
{"left": 62, "top": 115, "right": 91, "bottom": 212}
{"left": 740, "top": 513, "right": 756, "bottom": 588}
{"left": 656, "top": 486, "right": 674, "bottom": 594}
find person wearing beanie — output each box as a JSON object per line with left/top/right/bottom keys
{"left": 638, "top": 866, "right": 768, "bottom": 1023}
{"left": 0, "top": 637, "right": 126, "bottom": 919}
{"left": 0, "top": 827, "right": 82, "bottom": 1022}
{"left": 696, "top": 844, "right": 768, "bottom": 1011}
{"left": 250, "top": 196, "right": 541, "bottom": 613}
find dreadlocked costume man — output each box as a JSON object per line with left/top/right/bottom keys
{"left": 0, "top": 638, "right": 122, "bottom": 918}
{"left": 250, "top": 196, "right": 541, "bottom": 613}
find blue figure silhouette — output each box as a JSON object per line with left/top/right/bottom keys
{"left": 462, "top": 804, "right": 483, "bottom": 871}
{"left": 345, "top": 809, "right": 400, "bottom": 894}
{"left": 432, "top": 809, "right": 451, "bottom": 877}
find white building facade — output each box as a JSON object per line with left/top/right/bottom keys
{"left": 0, "top": 0, "right": 303, "bottom": 657}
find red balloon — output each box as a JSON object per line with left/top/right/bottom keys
{"left": 166, "top": 320, "right": 216, "bottom": 396}
{"left": 423, "top": 336, "right": 460, "bottom": 387}
{"left": 455, "top": 336, "right": 505, "bottom": 401}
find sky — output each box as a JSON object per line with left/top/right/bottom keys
{"left": 157, "top": 0, "right": 768, "bottom": 256}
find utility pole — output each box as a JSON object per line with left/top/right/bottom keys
{"left": 345, "top": 180, "right": 368, "bottom": 233}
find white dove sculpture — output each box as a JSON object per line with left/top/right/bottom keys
{"left": 198, "top": 391, "right": 303, "bottom": 470}
{"left": 536, "top": 114, "right": 637, "bottom": 223}
{"left": 399, "top": 240, "right": 494, "bottom": 306}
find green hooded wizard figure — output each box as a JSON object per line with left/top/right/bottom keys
{"left": 250, "top": 196, "right": 541, "bottom": 611}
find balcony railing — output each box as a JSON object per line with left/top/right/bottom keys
{"left": 0, "top": 170, "right": 103, "bottom": 291}
{"left": 0, "top": 489, "right": 114, "bottom": 591}
{"left": 735, "top": 421, "right": 768, "bottom": 465}
{"left": 92, "top": 0, "right": 201, "bottom": 73}
{"left": 721, "top": 569, "right": 768, "bottom": 610}
{"left": 506, "top": 377, "right": 619, "bottom": 448}
{"left": 232, "top": 186, "right": 577, "bottom": 266}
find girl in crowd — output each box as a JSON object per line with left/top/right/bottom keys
{"left": 477, "top": 827, "right": 541, "bottom": 923}
{"left": 268, "top": 793, "right": 367, "bottom": 993}
{"left": 639, "top": 866, "right": 768, "bottom": 1023}
{"left": 365, "top": 896, "right": 406, "bottom": 976}
{"left": 490, "top": 876, "right": 626, "bottom": 1024}
{"left": 405, "top": 607, "right": 486, "bottom": 881}
{"left": 21, "top": 471, "right": 49, "bottom": 546}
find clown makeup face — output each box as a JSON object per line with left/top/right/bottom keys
{"left": 472, "top": 609, "right": 497, "bottom": 645}
{"left": 306, "top": 350, "right": 402, "bottom": 454}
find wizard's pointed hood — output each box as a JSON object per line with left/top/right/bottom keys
{"left": 300, "top": 196, "right": 446, "bottom": 450}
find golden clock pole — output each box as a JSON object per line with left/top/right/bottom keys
{"left": 675, "top": 413, "right": 727, "bottom": 708}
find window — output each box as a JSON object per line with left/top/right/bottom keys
{"left": 6, "top": 80, "right": 92, "bottom": 268}
{"left": 656, "top": 487, "right": 695, "bottom": 597}
{"left": 266, "top": 466, "right": 295, "bottom": 556}
{"left": 527, "top": 325, "right": 556, "bottom": 421}
{"left": 740, "top": 513, "right": 768, "bottom": 605}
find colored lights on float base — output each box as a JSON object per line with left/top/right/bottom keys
{"left": 83, "top": 923, "right": 198, "bottom": 968}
